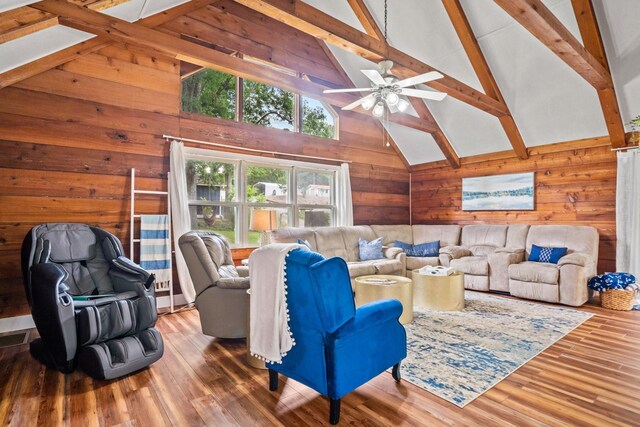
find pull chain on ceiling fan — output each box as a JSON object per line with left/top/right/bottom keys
{"left": 324, "top": 0, "right": 447, "bottom": 117}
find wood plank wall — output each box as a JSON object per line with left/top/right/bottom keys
{"left": 411, "top": 137, "right": 617, "bottom": 273}
{"left": 0, "top": 6, "right": 409, "bottom": 318}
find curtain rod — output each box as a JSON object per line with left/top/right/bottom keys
{"left": 163, "top": 135, "right": 352, "bottom": 164}
{"left": 611, "top": 145, "right": 639, "bottom": 152}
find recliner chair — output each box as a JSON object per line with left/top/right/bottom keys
{"left": 179, "top": 231, "right": 250, "bottom": 338}
{"left": 21, "top": 223, "right": 164, "bottom": 380}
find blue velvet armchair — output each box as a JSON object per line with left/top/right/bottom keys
{"left": 267, "top": 249, "right": 407, "bottom": 424}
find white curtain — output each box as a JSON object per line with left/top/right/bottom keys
{"left": 169, "top": 140, "right": 196, "bottom": 303}
{"left": 337, "top": 162, "right": 353, "bottom": 226}
{"left": 616, "top": 150, "right": 640, "bottom": 277}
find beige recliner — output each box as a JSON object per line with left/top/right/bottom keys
{"left": 508, "top": 225, "right": 598, "bottom": 306}
{"left": 179, "top": 231, "right": 249, "bottom": 338}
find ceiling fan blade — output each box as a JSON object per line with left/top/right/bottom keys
{"left": 399, "top": 88, "right": 448, "bottom": 101}
{"left": 395, "top": 71, "right": 444, "bottom": 88}
{"left": 341, "top": 93, "right": 376, "bottom": 111}
{"left": 361, "top": 69, "right": 387, "bottom": 86}
{"left": 323, "top": 87, "right": 375, "bottom": 94}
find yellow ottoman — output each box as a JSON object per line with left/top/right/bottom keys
{"left": 412, "top": 270, "right": 465, "bottom": 311}
{"left": 354, "top": 275, "right": 413, "bottom": 324}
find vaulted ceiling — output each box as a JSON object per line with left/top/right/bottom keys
{"left": 1, "top": 0, "right": 638, "bottom": 168}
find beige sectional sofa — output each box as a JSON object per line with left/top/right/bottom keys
{"left": 271, "top": 223, "right": 598, "bottom": 306}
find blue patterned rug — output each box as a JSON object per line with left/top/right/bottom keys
{"left": 400, "top": 291, "right": 593, "bottom": 407}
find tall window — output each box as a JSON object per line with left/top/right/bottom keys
{"left": 186, "top": 151, "right": 338, "bottom": 247}
{"left": 180, "top": 62, "right": 338, "bottom": 139}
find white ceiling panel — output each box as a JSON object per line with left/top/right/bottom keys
{"left": 384, "top": 122, "right": 446, "bottom": 165}
{"left": 302, "top": 0, "right": 366, "bottom": 33}
{"left": 101, "top": 0, "right": 147, "bottom": 22}
{"left": 0, "top": 25, "right": 94, "bottom": 74}
{"left": 0, "top": 0, "right": 37, "bottom": 13}
{"left": 594, "top": 0, "right": 640, "bottom": 126}
{"left": 140, "top": 0, "right": 190, "bottom": 19}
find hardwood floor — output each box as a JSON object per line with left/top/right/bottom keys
{"left": 1, "top": 299, "right": 639, "bottom": 426}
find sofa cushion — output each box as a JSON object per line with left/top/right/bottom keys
{"left": 412, "top": 225, "right": 461, "bottom": 248}
{"left": 450, "top": 256, "right": 489, "bottom": 275}
{"left": 372, "top": 259, "right": 403, "bottom": 275}
{"left": 346, "top": 262, "right": 376, "bottom": 278}
{"left": 509, "top": 261, "right": 559, "bottom": 285}
{"left": 358, "top": 237, "right": 384, "bottom": 261}
{"left": 506, "top": 224, "right": 530, "bottom": 249}
{"left": 371, "top": 225, "right": 413, "bottom": 246}
{"left": 460, "top": 225, "right": 508, "bottom": 248}
{"left": 528, "top": 244, "right": 567, "bottom": 264}
{"left": 406, "top": 256, "right": 440, "bottom": 271}
{"left": 468, "top": 245, "right": 498, "bottom": 257}
{"left": 315, "top": 227, "right": 348, "bottom": 260}
{"left": 341, "top": 226, "right": 377, "bottom": 262}
{"left": 271, "top": 228, "right": 318, "bottom": 250}
{"left": 526, "top": 225, "right": 598, "bottom": 270}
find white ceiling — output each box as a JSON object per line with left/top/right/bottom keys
{"left": 304, "top": 0, "right": 640, "bottom": 165}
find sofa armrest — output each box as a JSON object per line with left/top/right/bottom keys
{"left": 383, "top": 246, "right": 403, "bottom": 259}
{"left": 236, "top": 266, "right": 249, "bottom": 277}
{"left": 332, "top": 299, "right": 403, "bottom": 339}
{"left": 558, "top": 252, "right": 590, "bottom": 267}
{"left": 439, "top": 245, "right": 472, "bottom": 259}
{"left": 494, "top": 247, "right": 525, "bottom": 255}
{"left": 217, "top": 277, "right": 250, "bottom": 290}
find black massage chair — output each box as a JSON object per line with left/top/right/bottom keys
{"left": 21, "top": 223, "right": 164, "bottom": 380}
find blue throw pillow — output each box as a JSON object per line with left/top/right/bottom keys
{"left": 358, "top": 237, "right": 384, "bottom": 261}
{"left": 394, "top": 240, "right": 440, "bottom": 257}
{"left": 588, "top": 273, "right": 636, "bottom": 291}
{"left": 528, "top": 244, "right": 567, "bottom": 264}
{"left": 297, "top": 239, "right": 313, "bottom": 251}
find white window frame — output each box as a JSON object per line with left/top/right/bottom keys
{"left": 185, "top": 147, "right": 339, "bottom": 247}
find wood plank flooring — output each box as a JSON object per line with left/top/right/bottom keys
{"left": 1, "top": 298, "right": 639, "bottom": 426}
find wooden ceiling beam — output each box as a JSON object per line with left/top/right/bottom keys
{"left": 232, "top": 0, "right": 509, "bottom": 117}
{"left": 0, "top": 7, "right": 58, "bottom": 44}
{"left": 347, "top": 0, "right": 460, "bottom": 169}
{"left": 31, "top": 0, "right": 436, "bottom": 134}
{"left": 443, "top": 0, "right": 528, "bottom": 160}
{"left": 493, "top": 0, "right": 612, "bottom": 90}
{"left": 570, "top": 0, "right": 626, "bottom": 148}
{"left": 0, "top": 0, "right": 220, "bottom": 89}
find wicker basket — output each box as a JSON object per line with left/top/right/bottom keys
{"left": 600, "top": 288, "right": 635, "bottom": 311}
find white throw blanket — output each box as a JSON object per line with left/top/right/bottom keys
{"left": 249, "top": 243, "right": 306, "bottom": 364}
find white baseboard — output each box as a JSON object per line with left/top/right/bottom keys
{"left": 0, "top": 294, "right": 188, "bottom": 334}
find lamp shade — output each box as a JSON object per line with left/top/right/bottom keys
{"left": 250, "top": 209, "right": 276, "bottom": 231}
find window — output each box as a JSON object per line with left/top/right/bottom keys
{"left": 180, "top": 60, "right": 338, "bottom": 139}
{"left": 302, "top": 97, "right": 336, "bottom": 139}
{"left": 186, "top": 151, "right": 339, "bottom": 247}
{"left": 243, "top": 80, "right": 294, "bottom": 131}
{"left": 181, "top": 69, "right": 236, "bottom": 120}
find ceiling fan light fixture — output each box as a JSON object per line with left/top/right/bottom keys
{"left": 386, "top": 92, "right": 400, "bottom": 106}
{"left": 372, "top": 102, "right": 385, "bottom": 118}
{"left": 397, "top": 98, "right": 410, "bottom": 113}
{"left": 362, "top": 97, "right": 376, "bottom": 110}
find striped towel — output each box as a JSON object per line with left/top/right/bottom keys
{"left": 140, "top": 215, "right": 171, "bottom": 286}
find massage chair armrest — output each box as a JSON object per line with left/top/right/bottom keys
{"left": 110, "top": 256, "right": 155, "bottom": 296}
{"left": 558, "top": 252, "right": 591, "bottom": 268}
{"left": 236, "top": 266, "right": 250, "bottom": 277}
{"left": 439, "top": 245, "right": 471, "bottom": 267}
{"left": 331, "top": 299, "right": 403, "bottom": 339}
{"left": 29, "top": 263, "right": 77, "bottom": 371}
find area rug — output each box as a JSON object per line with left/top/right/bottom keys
{"left": 400, "top": 291, "right": 593, "bottom": 407}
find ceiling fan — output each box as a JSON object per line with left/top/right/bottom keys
{"left": 324, "top": 60, "right": 447, "bottom": 117}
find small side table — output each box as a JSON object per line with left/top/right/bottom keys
{"left": 412, "top": 270, "right": 465, "bottom": 311}
{"left": 354, "top": 275, "right": 413, "bottom": 324}
{"left": 246, "top": 289, "right": 266, "bottom": 369}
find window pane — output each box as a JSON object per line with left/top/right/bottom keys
{"left": 298, "top": 208, "right": 332, "bottom": 228}
{"left": 186, "top": 160, "right": 236, "bottom": 202}
{"left": 181, "top": 68, "right": 236, "bottom": 120}
{"left": 192, "top": 205, "right": 237, "bottom": 244}
{"left": 248, "top": 207, "right": 290, "bottom": 245}
{"left": 296, "top": 170, "right": 333, "bottom": 205}
{"left": 246, "top": 166, "right": 289, "bottom": 203}
{"left": 243, "top": 80, "right": 294, "bottom": 131}
{"left": 302, "top": 97, "right": 335, "bottom": 139}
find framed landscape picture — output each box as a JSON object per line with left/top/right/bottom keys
{"left": 462, "top": 172, "right": 534, "bottom": 211}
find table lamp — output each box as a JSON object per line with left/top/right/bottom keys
{"left": 250, "top": 209, "right": 276, "bottom": 246}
